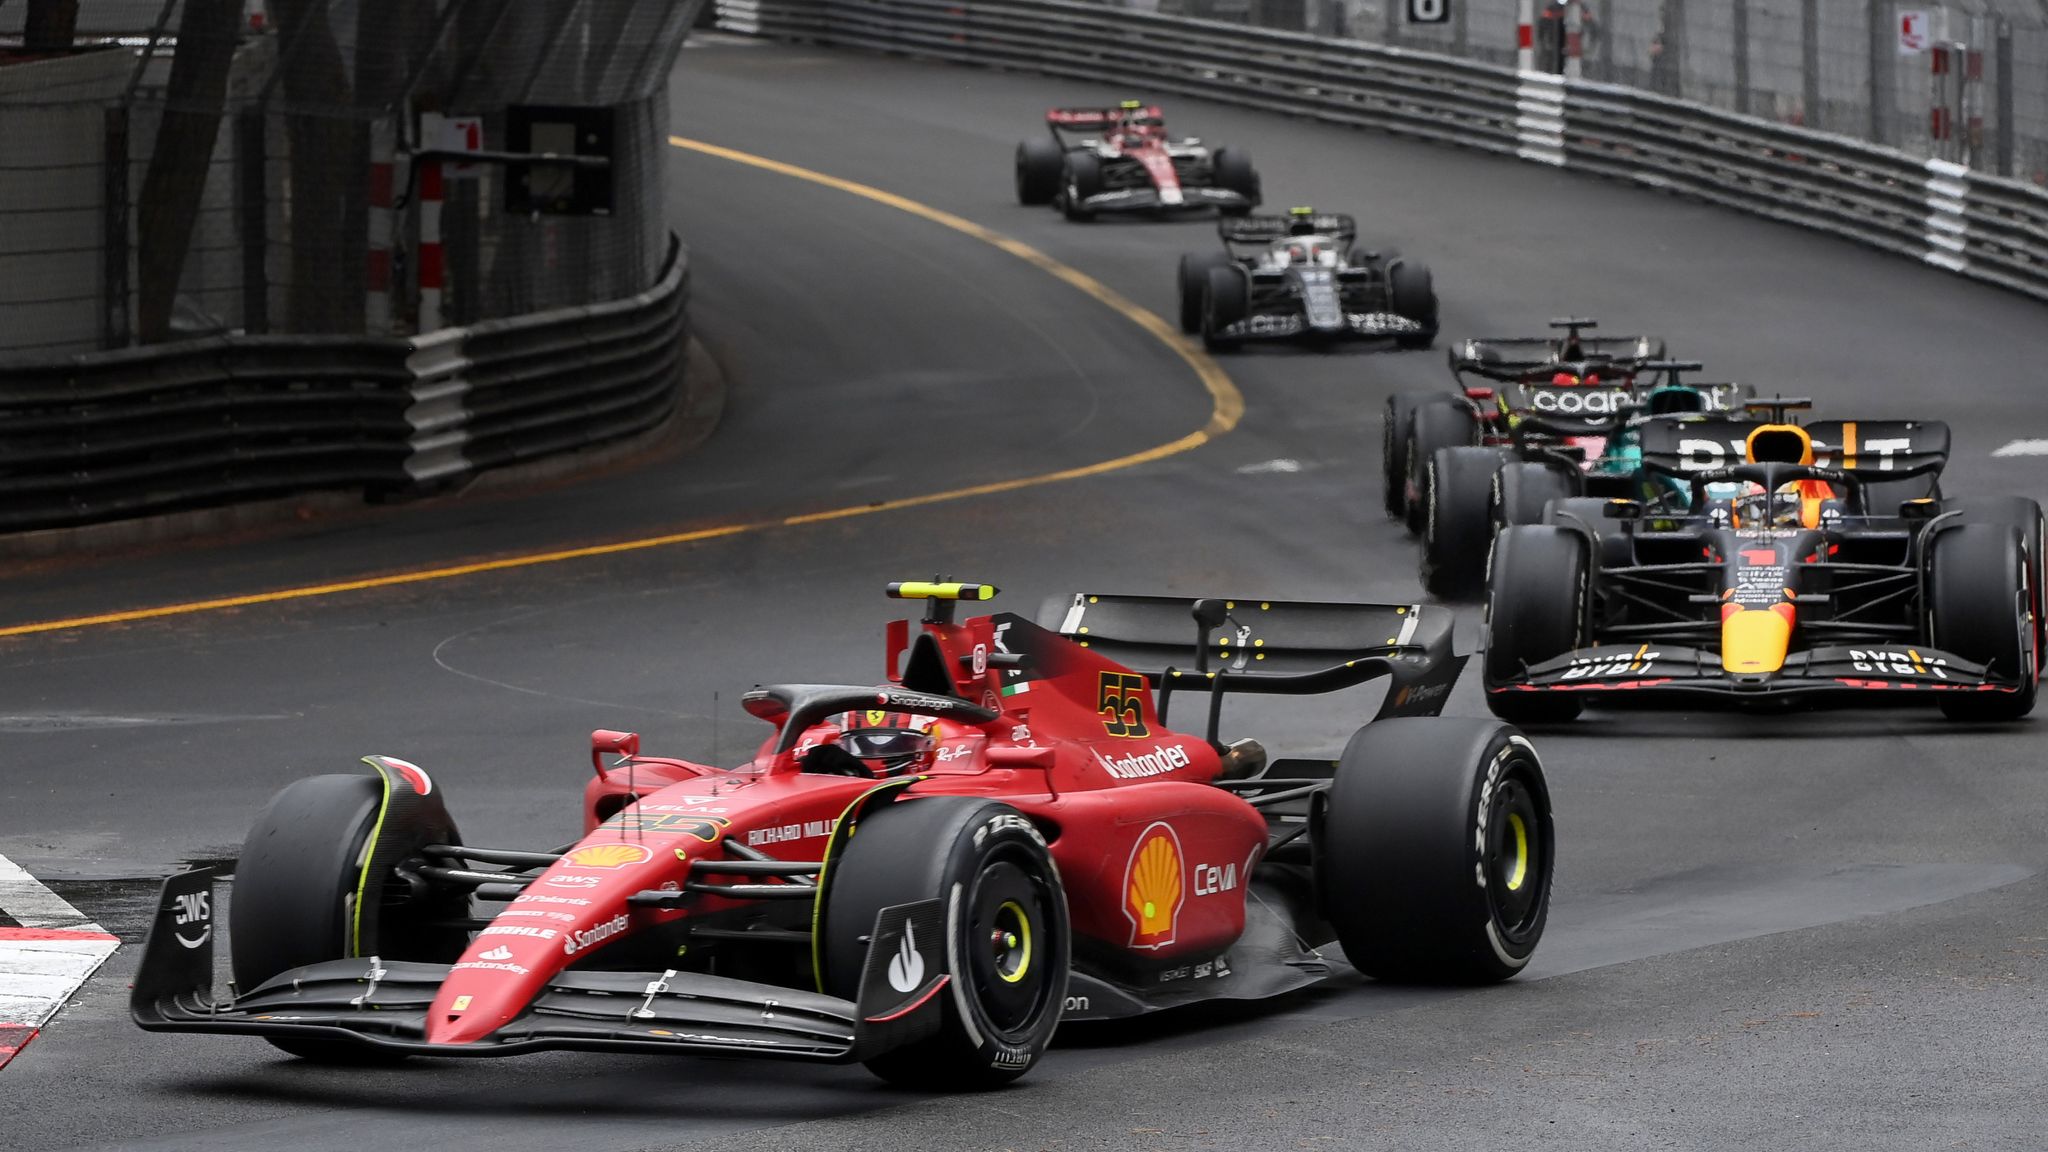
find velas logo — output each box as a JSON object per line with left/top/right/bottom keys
{"left": 565, "top": 843, "right": 652, "bottom": 869}
{"left": 1123, "top": 822, "right": 1185, "bottom": 950}
{"left": 1092, "top": 743, "right": 1192, "bottom": 780}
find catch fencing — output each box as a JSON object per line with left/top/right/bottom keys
{"left": 2, "top": 0, "right": 694, "bottom": 358}
{"left": 713, "top": 0, "right": 2048, "bottom": 302}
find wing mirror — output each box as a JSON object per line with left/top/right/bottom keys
{"left": 590, "top": 729, "right": 640, "bottom": 777}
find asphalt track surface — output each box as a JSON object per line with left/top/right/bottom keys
{"left": 5, "top": 35, "right": 2048, "bottom": 1152}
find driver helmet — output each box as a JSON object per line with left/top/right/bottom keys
{"left": 832, "top": 711, "right": 935, "bottom": 776}
{"left": 1281, "top": 241, "right": 1311, "bottom": 265}
{"left": 1730, "top": 482, "right": 1805, "bottom": 529}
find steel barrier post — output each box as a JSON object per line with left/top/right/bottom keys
{"left": 1732, "top": 0, "right": 1749, "bottom": 115}
{"left": 102, "top": 106, "right": 131, "bottom": 349}
{"left": 236, "top": 108, "right": 269, "bottom": 334}
{"left": 1800, "top": 0, "right": 1819, "bottom": 128}
{"left": 367, "top": 118, "right": 396, "bottom": 333}
{"left": 1993, "top": 19, "right": 2013, "bottom": 177}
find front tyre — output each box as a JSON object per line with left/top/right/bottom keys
{"left": 1387, "top": 259, "right": 1438, "bottom": 349}
{"left": 1930, "top": 523, "right": 2038, "bottom": 721}
{"left": 1211, "top": 146, "right": 1259, "bottom": 214}
{"left": 1382, "top": 391, "right": 1445, "bottom": 520}
{"left": 1484, "top": 525, "right": 1590, "bottom": 723}
{"left": 1015, "top": 138, "right": 1065, "bottom": 205}
{"left": 1316, "top": 718, "right": 1554, "bottom": 983}
{"left": 822, "top": 797, "right": 1069, "bottom": 1090}
{"left": 1202, "top": 265, "right": 1249, "bottom": 350}
{"left": 1423, "top": 446, "right": 1504, "bottom": 601}
{"left": 1405, "top": 399, "right": 1476, "bottom": 536}
{"left": 1177, "top": 251, "right": 1231, "bottom": 334}
{"left": 232, "top": 771, "right": 467, "bottom": 1063}
{"left": 1060, "top": 153, "right": 1102, "bottom": 221}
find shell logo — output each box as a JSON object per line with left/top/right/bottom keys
{"left": 1123, "top": 822, "right": 1185, "bottom": 950}
{"left": 565, "top": 843, "right": 652, "bottom": 869}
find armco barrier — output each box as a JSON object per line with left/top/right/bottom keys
{"left": 714, "top": 0, "right": 2048, "bottom": 303}
{"left": 0, "top": 238, "right": 687, "bottom": 533}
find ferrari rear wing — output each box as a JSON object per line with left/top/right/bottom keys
{"left": 1045, "top": 594, "right": 1467, "bottom": 742}
{"left": 1219, "top": 212, "right": 1357, "bottom": 247}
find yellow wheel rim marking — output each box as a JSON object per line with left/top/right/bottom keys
{"left": 1504, "top": 812, "right": 1529, "bottom": 892}
{"left": 995, "top": 899, "right": 1033, "bottom": 984}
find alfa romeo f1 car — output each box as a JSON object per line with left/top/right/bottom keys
{"left": 1384, "top": 318, "right": 1668, "bottom": 539}
{"left": 1177, "top": 209, "right": 1438, "bottom": 351}
{"left": 1483, "top": 418, "right": 2044, "bottom": 723}
{"left": 1015, "top": 101, "right": 1261, "bottom": 221}
{"left": 133, "top": 581, "right": 1555, "bottom": 1089}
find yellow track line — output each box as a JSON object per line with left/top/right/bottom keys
{"left": 0, "top": 138, "right": 1241, "bottom": 640}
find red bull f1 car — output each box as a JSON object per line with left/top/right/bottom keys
{"left": 1483, "top": 417, "right": 2044, "bottom": 722}
{"left": 1176, "top": 209, "right": 1438, "bottom": 351}
{"left": 133, "top": 582, "right": 1555, "bottom": 1089}
{"left": 1015, "top": 101, "right": 1261, "bottom": 221}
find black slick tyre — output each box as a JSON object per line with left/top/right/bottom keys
{"left": 1382, "top": 391, "right": 1444, "bottom": 520}
{"left": 1405, "top": 399, "right": 1476, "bottom": 536}
{"left": 1316, "top": 718, "right": 1553, "bottom": 983}
{"left": 1483, "top": 525, "right": 1590, "bottom": 723}
{"left": 1178, "top": 251, "right": 1231, "bottom": 334}
{"left": 1930, "top": 523, "right": 2038, "bottom": 721}
{"left": 1060, "top": 153, "right": 1101, "bottom": 221}
{"left": 1946, "top": 495, "right": 2047, "bottom": 672}
{"left": 1014, "top": 138, "right": 1064, "bottom": 205}
{"left": 1387, "top": 259, "right": 1438, "bottom": 349}
{"left": 1211, "top": 146, "right": 1259, "bottom": 214}
{"left": 1493, "top": 462, "right": 1573, "bottom": 530}
{"left": 1423, "top": 446, "right": 1504, "bottom": 601}
{"left": 1202, "top": 265, "right": 1248, "bottom": 350}
{"left": 821, "top": 797, "right": 1068, "bottom": 1090}
{"left": 1544, "top": 496, "right": 1633, "bottom": 570}
{"left": 232, "top": 773, "right": 465, "bottom": 1064}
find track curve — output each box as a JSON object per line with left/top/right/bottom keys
{"left": 4, "top": 34, "right": 2047, "bottom": 1152}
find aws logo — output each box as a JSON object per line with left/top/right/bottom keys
{"left": 1123, "top": 822, "right": 1185, "bottom": 950}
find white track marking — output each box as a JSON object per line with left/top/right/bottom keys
{"left": 1992, "top": 440, "right": 2048, "bottom": 457}
{"left": 1235, "top": 458, "right": 1305, "bottom": 474}
{"left": 0, "top": 854, "right": 121, "bottom": 1070}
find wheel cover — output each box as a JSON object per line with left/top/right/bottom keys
{"left": 966, "top": 857, "right": 1052, "bottom": 1035}
{"left": 1485, "top": 776, "right": 1546, "bottom": 936}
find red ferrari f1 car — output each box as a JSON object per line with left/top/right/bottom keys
{"left": 1015, "top": 101, "right": 1261, "bottom": 221}
{"left": 133, "top": 582, "right": 1554, "bottom": 1089}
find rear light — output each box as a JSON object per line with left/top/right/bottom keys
{"left": 1465, "top": 387, "right": 1494, "bottom": 401}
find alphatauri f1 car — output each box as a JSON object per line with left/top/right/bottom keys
{"left": 1177, "top": 209, "right": 1438, "bottom": 350}
{"left": 134, "top": 582, "right": 1554, "bottom": 1089}
{"left": 1015, "top": 101, "right": 1261, "bottom": 221}
{"left": 1484, "top": 418, "right": 2044, "bottom": 722}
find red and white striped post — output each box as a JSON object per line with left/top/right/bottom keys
{"left": 418, "top": 159, "right": 446, "bottom": 332}
{"left": 366, "top": 119, "right": 396, "bottom": 333}
{"left": 1563, "top": 0, "right": 1584, "bottom": 79}
{"left": 1517, "top": 0, "right": 1535, "bottom": 71}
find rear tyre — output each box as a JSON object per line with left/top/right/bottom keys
{"left": 1493, "top": 462, "right": 1574, "bottom": 531}
{"left": 1387, "top": 259, "right": 1438, "bottom": 349}
{"left": 1211, "top": 147, "right": 1259, "bottom": 214}
{"left": 1382, "top": 391, "right": 1445, "bottom": 520}
{"left": 1483, "top": 526, "right": 1590, "bottom": 723}
{"left": 1930, "top": 524, "right": 2038, "bottom": 721}
{"left": 1014, "top": 138, "right": 1064, "bottom": 205}
{"left": 822, "top": 798, "right": 1068, "bottom": 1090}
{"left": 1545, "top": 496, "right": 1634, "bottom": 570}
{"left": 1317, "top": 718, "right": 1553, "bottom": 983}
{"left": 1202, "top": 265, "right": 1249, "bottom": 350}
{"left": 1405, "top": 399, "right": 1477, "bottom": 536}
{"left": 1060, "top": 153, "right": 1102, "bottom": 221}
{"left": 1177, "top": 251, "right": 1231, "bottom": 334}
{"left": 1424, "top": 447, "right": 1505, "bottom": 601}
{"left": 232, "top": 773, "right": 465, "bottom": 1063}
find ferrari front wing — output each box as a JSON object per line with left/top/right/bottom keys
{"left": 130, "top": 869, "right": 949, "bottom": 1063}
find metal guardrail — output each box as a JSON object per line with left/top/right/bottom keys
{"left": 714, "top": 0, "right": 2048, "bottom": 303}
{"left": 0, "top": 238, "right": 688, "bottom": 532}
